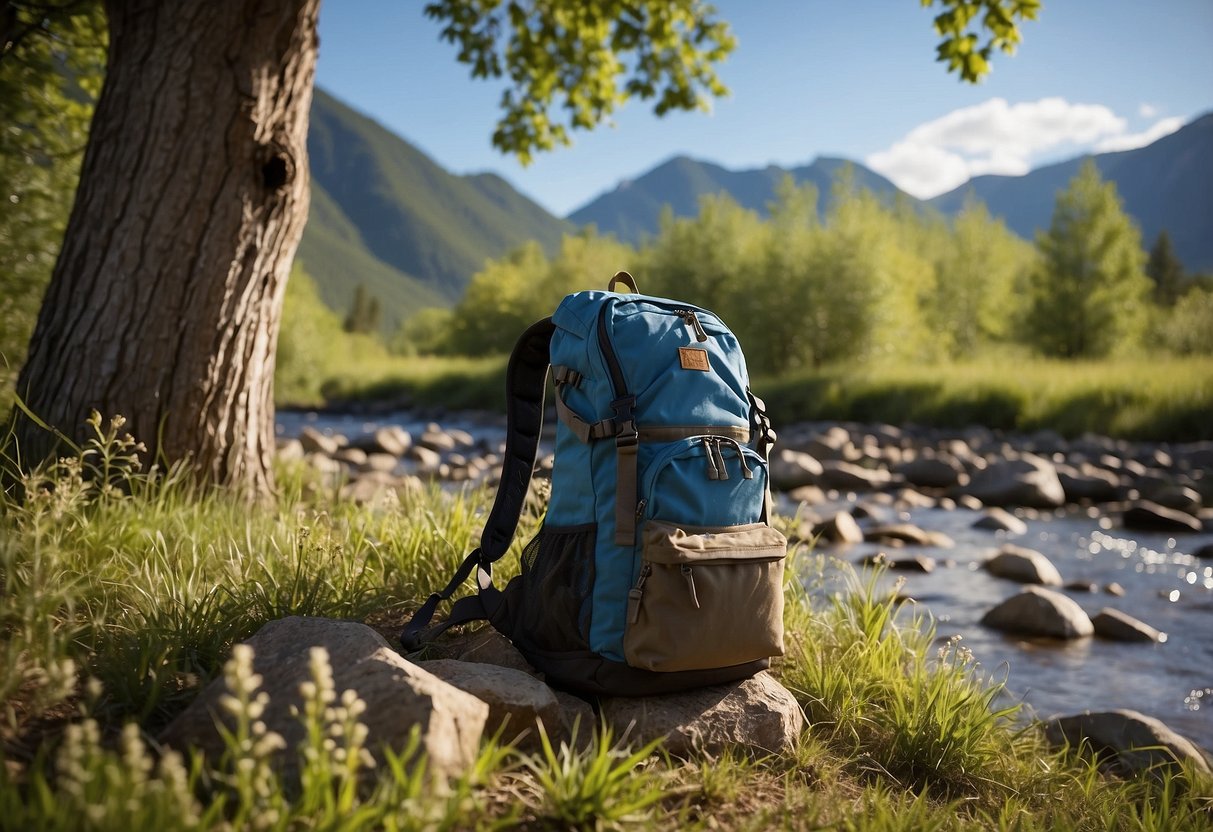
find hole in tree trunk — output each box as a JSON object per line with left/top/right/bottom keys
{"left": 260, "top": 146, "right": 293, "bottom": 191}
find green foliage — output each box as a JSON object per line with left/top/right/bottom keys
{"left": 923, "top": 0, "right": 1042, "bottom": 82}
{"left": 343, "top": 283, "right": 383, "bottom": 334}
{"left": 1161, "top": 286, "right": 1213, "bottom": 355}
{"left": 1026, "top": 160, "right": 1152, "bottom": 358}
{"left": 1146, "top": 229, "right": 1186, "bottom": 307}
{"left": 0, "top": 2, "right": 106, "bottom": 410}
{"left": 425, "top": 0, "right": 735, "bottom": 163}
{"left": 275, "top": 265, "right": 391, "bottom": 405}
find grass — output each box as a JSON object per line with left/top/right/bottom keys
{"left": 283, "top": 352, "right": 1213, "bottom": 442}
{"left": 1, "top": 419, "right": 1211, "bottom": 830}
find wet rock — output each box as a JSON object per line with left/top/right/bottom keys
{"left": 769, "top": 449, "right": 824, "bottom": 491}
{"left": 957, "top": 494, "right": 984, "bottom": 511}
{"left": 786, "top": 485, "right": 827, "bottom": 506}
{"left": 1057, "top": 465, "right": 1121, "bottom": 503}
{"left": 159, "top": 617, "right": 489, "bottom": 781}
{"left": 1104, "top": 582, "right": 1126, "bottom": 597}
{"left": 894, "top": 488, "right": 937, "bottom": 509}
{"left": 1122, "top": 501, "right": 1202, "bottom": 533}
{"left": 983, "top": 544, "right": 1063, "bottom": 586}
{"left": 1143, "top": 485, "right": 1202, "bottom": 514}
{"left": 813, "top": 511, "right": 865, "bottom": 545}
{"left": 1043, "top": 710, "right": 1210, "bottom": 777}
{"left": 864, "top": 524, "right": 954, "bottom": 548}
{"left": 1065, "top": 581, "right": 1099, "bottom": 593}
{"left": 861, "top": 552, "right": 937, "bottom": 573}
{"left": 1091, "top": 608, "right": 1166, "bottom": 643}
{"left": 421, "top": 660, "right": 563, "bottom": 750}
{"left": 299, "top": 426, "right": 340, "bottom": 456}
{"left": 371, "top": 426, "right": 412, "bottom": 457}
{"left": 895, "top": 455, "right": 966, "bottom": 489}
{"left": 960, "top": 453, "right": 1066, "bottom": 508}
{"left": 598, "top": 671, "right": 804, "bottom": 758}
{"left": 980, "top": 586, "right": 1093, "bottom": 639}
{"left": 973, "top": 508, "right": 1028, "bottom": 535}
{"left": 419, "top": 425, "right": 458, "bottom": 453}
{"left": 1195, "top": 543, "right": 1213, "bottom": 559}
{"left": 818, "top": 460, "right": 894, "bottom": 492}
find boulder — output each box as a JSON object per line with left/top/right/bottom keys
{"left": 370, "top": 426, "right": 412, "bottom": 457}
{"left": 864, "top": 524, "right": 954, "bottom": 548}
{"left": 769, "top": 449, "right": 824, "bottom": 491}
{"left": 452, "top": 628, "right": 536, "bottom": 675}
{"left": 363, "top": 452, "right": 400, "bottom": 473}
{"left": 895, "top": 455, "right": 966, "bottom": 489}
{"left": 983, "top": 544, "right": 1063, "bottom": 586}
{"left": 1142, "top": 485, "right": 1202, "bottom": 514}
{"left": 818, "top": 460, "right": 894, "bottom": 492}
{"left": 786, "top": 485, "right": 827, "bottom": 506}
{"left": 860, "top": 553, "right": 936, "bottom": 573}
{"left": 421, "top": 660, "right": 565, "bottom": 750}
{"left": 334, "top": 447, "right": 368, "bottom": 467}
{"left": 1091, "top": 608, "right": 1166, "bottom": 643}
{"left": 408, "top": 445, "right": 443, "bottom": 472}
{"left": 1104, "top": 582, "right": 1126, "bottom": 597}
{"left": 961, "top": 454, "right": 1066, "bottom": 508}
{"left": 1057, "top": 465, "right": 1121, "bottom": 503}
{"left": 598, "top": 671, "right": 803, "bottom": 758}
{"left": 159, "top": 617, "right": 488, "bottom": 781}
{"left": 980, "top": 586, "right": 1093, "bottom": 639}
{"left": 1043, "top": 709, "right": 1210, "bottom": 777}
{"left": 973, "top": 508, "right": 1028, "bottom": 535}
{"left": 894, "top": 488, "right": 937, "bottom": 509}
{"left": 299, "top": 426, "right": 340, "bottom": 456}
{"left": 813, "top": 511, "right": 865, "bottom": 545}
{"left": 1122, "top": 501, "right": 1202, "bottom": 533}
{"left": 419, "top": 425, "right": 458, "bottom": 453}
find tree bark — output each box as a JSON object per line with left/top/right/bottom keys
{"left": 11, "top": 0, "right": 319, "bottom": 495}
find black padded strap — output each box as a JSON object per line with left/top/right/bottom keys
{"left": 480, "top": 316, "right": 555, "bottom": 563}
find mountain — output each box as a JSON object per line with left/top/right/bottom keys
{"left": 298, "top": 89, "right": 572, "bottom": 329}
{"left": 568, "top": 155, "right": 909, "bottom": 244}
{"left": 929, "top": 113, "right": 1213, "bottom": 272}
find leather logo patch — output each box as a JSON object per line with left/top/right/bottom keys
{"left": 678, "top": 347, "right": 710, "bottom": 371}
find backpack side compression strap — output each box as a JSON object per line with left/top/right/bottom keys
{"left": 400, "top": 317, "right": 555, "bottom": 651}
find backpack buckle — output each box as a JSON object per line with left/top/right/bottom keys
{"left": 610, "top": 396, "right": 638, "bottom": 447}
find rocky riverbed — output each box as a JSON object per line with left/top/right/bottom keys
{"left": 275, "top": 408, "right": 1213, "bottom": 751}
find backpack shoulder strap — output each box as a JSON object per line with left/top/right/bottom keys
{"left": 400, "top": 316, "right": 555, "bottom": 651}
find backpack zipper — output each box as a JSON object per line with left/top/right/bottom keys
{"left": 626, "top": 563, "right": 652, "bottom": 624}
{"left": 675, "top": 309, "right": 709, "bottom": 342}
{"left": 596, "top": 302, "right": 628, "bottom": 399}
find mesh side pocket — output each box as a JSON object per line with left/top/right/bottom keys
{"left": 514, "top": 523, "right": 597, "bottom": 653}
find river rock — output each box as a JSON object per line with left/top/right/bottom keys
{"left": 1043, "top": 709, "right": 1210, "bottom": 777}
{"left": 598, "top": 671, "right": 803, "bottom": 758}
{"left": 363, "top": 452, "right": 400, "bottom": 473}
{"left": 973, "top": 507, "right": 1028, "bottom": 535}
{"left": 1057, "top": 465, "right": 1121, "bottom": 503}
{"left": 340, "top": 471, "right": 423, "bottom": 507}
{"left": 299, "top": 425, "right": 340, "bottom": 456}
{"left": 769, "top": 449, "right": 824, "bottom": 491}
{"left": 813, "top": 511, "right": 864, "bottom": 545}
{"left": 786, "top": 485, "right": 827, "bottom": 506}
{"left": 335, "top": 447, "right": 368, "bottom": 467}
{"left": 371, "top": 426, "right": 412, "bottom": 457}
{"left": 1195, "top": 543, "right": 1213, "bottom": 559}
{"left": 861, "top": 552, "right": 936, "bottom": 573}
{"left": 983, "top": 544, "right": 1063, "bottom": 586}
{"left": 818, "top": 460, "right": 894, "bottom": 492}
{"left": 980, "top": 586, "right": 1093, "bottom": 639}
{"left": 158, "top": 617, "right": 489, "bottom": 781}
{"left": 408, "top": 445, "right": 443, "bottom": 472}
{"left": 1142, "top": 485, "right": 1203, "bottom": 514}
{"left": 1122, "top": 501, "right": 1202, "bottom": 533}
{"left": 894, "top": 487, "right": 937, "bottom": 509}
{"left": 895, "top": 455, "right": 966, "bottom": 489}
{"left": 1091, "top": 608, "right": 1166, "bottom": 643}
{"left": 421, "top": 660, "right": 564, "bottom": 750}
{"left": 276, "top": 438, "right": 305, "bottom": 462}
{"left": 419, "top": 425, "right": 458, "bottom": 453}
{"left": 864, "top": 524, "right": 954, "bottom": 548}
{"left": 961, "top": 454, "right": 1066, "bottom": 508}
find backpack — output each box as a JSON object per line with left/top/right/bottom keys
{"left": 401, "top": 271, "right": 786, "bottom": 696}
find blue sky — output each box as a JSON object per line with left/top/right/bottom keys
{"left": 316, "top": 1, "right": 1213, "bottom": 216}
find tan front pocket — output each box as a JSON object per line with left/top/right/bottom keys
{"left": 623, "top": 521, "right": 787, "bottom": 672}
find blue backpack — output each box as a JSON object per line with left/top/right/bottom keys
{"left": 403, "top": 272, "right": 786, "bottom": 695}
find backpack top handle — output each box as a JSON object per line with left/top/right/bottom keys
{"left": 608, "top": 270, "right": 639, "bottom": 293}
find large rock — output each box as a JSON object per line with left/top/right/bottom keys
{"left": 895, "top": 455, "right": 966, "bottom": 489}
{"left": 1043, "top": 710, "right": 1211, "bottom": 777}
{"left": 370, "top": 426, "right": 412, "bottom": 457}
{"left": 299, "top": 426, "right": 341, "bottom": 456}
{"left": 813, "top": 511, "right": 865, "bottom": 545}
{"left": 452, "top": 628, "right": 536, "bottom": 675}
{"left": 1057, "top": 465, "right": 1121, "bottom": 503}
{"left": 973, "top": 508, "right": 1028, "bottom": 535}
{"left": 818, "top": 460, "right": 893, "bottom": 492}
{"left": 769, "top": 449, "right": 824, "bottom": 491}
{"left": 1091, "top": 608, "right": 1166, "bottom": 643}
{"left": 864, "top": 523, "right": 954, "bottom": 548}
{"left": 1122, "top": 501, "right": 1202, "bottom": 533}
{"left": 159, "top": 617, "right": 489, "bottom": 781}
{"left": 983, "top": 544, "right": 1063, "bottom": 586}
{"left": 980, "top": 586, "right": 1093, "bottom": 639}
{"left": 598, "top": 672, "right": 804, "bottom": 758}
{"left": 421, "top": 660, "right": 565, "bottom": 750}
{"left": 961, "top": 454, "right": 1066, "bottom": 508}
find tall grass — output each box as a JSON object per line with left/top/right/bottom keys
{"left": 2, "top": 418, "right": 1210, "bottom": 830}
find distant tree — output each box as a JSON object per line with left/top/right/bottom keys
{"left": 1145, "top": 230, "right": 1185, "bottom": 307}
{"left": 342, "top": 284, "right": 382, "bottom": 334}
{"left": 1026, "top": 160, "right": 1151, "bottom": 358}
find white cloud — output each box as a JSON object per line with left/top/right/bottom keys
{"left": 865, "top": 97, "right": 1176, "bottom": 199}
{"left": 1095, "top": 116, "right": 1184, "bottom": 153}
{"left": 1138, "top": 103, "right": 1158, "bottom": 118}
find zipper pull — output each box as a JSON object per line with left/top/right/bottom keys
{"left": 712, "top": 438, "right": 729, "bottom": 481}
{"left": 627, "top": 564, "right": 652, "bottom": 624}
{"left": 721, "top": 437, "right": 754, "bottom": 479}
{"left": 703, "top": 438, "right": 720, "bottom": 480}
{"left": 635, "top": 499, "right": 647, "bottom": 521}
{"left": 680, "top": 564, "right": 701, "bottom": 609}
{"left": 676, "top": 309, "right": 709, "bottom": 342}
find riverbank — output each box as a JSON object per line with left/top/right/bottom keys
{"left": 296, "top": 354, "right": 1213, "bottom": 443}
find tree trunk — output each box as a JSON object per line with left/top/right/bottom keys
{"left": 11, "top": 0, "right": 319, "bottom": 495}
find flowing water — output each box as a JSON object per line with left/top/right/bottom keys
{"left": 277, "top": 409, "right": 1213, "bottom": 751}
